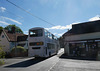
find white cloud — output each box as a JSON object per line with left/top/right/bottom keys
{"left": 72, "top": 22, "right": 80, "bottom": 25}
{"left": 24, "top": 31, "right": 28, "bottom": 35}
{"left": 0, "top": 7, "right": 6, "bottom": 12}
{"left": 58, "top": 33, "right": 63, "bottom": 36}
{"left": 0, "top": 21, "right": 10, "bottom": 25}
{"left": 89, "top": 15, "right": 100, "bottom": 21}
{"left": 53, "top": 33, "right": 57, "bottom": 35}
{"left": 57, "top": 32, "right": 66, "bottom": 37}
{"left": 45, "top": 28, "right": 49, "bottom": 30}
{"left": 46, "top": 22, "right": 81, "bottom": 30}
{"left": 46, "top": 24, "right": 72, "bottom": 30}
{"left": 1, "top": 16, "right": 22, "bottom": 25}
{"left": 45, "top": 22, "right": 80, "bottom": 37}
{"left": 51, "top": 25, "right": 62, "bottom": 29}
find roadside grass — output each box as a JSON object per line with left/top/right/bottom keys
{"left": 0, "top": 59, "right": 5, "bottom": 65}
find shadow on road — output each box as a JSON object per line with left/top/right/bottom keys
{"left": 59, "top": 53, "right": 96, "bottom": 61}
{"left": 5, "top": 58, "right": 46, "bottom": 68}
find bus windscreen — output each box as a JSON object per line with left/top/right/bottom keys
{"left": 30, "top": 29, "right": 43, "bottom": 37}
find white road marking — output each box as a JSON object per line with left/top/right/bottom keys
{"left": 47, "top": 59, "right": 59, "bottom": 71}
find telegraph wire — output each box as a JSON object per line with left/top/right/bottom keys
{"left": 6, "top": 0, "right": 55, "bottom": 26}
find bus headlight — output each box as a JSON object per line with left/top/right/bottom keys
{"left": 36, "top": 42, "right": 43, "bottom": 45}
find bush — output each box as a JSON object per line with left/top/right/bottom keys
{"left": 0, "top": 47, "right": 5, "bottom": 58}
{"left": 11, "top": 46, "right": 26, "bottom": 53}
{"left": 11, "top": 46, "right": 27, "bottom": 57}
{"left": 0, "top": 47, "right": 5, "bottom": 65}
{"left": 0, "top": 59, "right": 5, "bottom": 65}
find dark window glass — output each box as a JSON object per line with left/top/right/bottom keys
{"left": 47, "top": 43, "right": 55, "bottom": 49}
{"left": 52, "top": 34, "right": 54, "bottom": 39}
{"left": 2, "top": 35, "right": 4, "bottom": 38}
{"left": 30, "top": 29, "right": 43, "bottom": 37}
{"left": 18, "top": 43, "right": 26, "bottom": 47}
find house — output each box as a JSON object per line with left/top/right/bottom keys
{"left": 0, "top": 29, "right": 28, "bottom": 53}
{"left": 17, "top": 35, "right": 28, "bottom": 49}
{"left": 63, "top": 20, "right": 100, "bottom": 58}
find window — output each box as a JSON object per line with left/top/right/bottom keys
{"left": 45, "top": 30, "right": 48, "bottom": 37}
{"left": 54, "top": 36, "right": 57, "bottom": 40}
{"left": 11, "top": 42, "right": 15, "bottom": 45}
{"left": 52, "top": 34, "right": 54, "bottom": 39}
{"left": 48, "top": 32, "right": 50, "bottom": 38}
{"left": 30, "top": 29, "right": 43, "bottom": 37}
{"left": 18, "top": 43, "right": 26, "bottom": 47}
{"left": 49, "top": 33, "right": 52, "bottom": 39}
{"left": 47, "top": 43, "right": 55, "bottom": 49}
{"left": 2, "top": 35, "right": 4, "bottom": 38}
{"left": 47, "top": 43, "right": 51, "bottom": 49}
{"left": 51, "top": 44, "right": 55, "bottom": 49}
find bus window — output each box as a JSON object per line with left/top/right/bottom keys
{"left": 48, "top": 32, "right": 50, "bottom": 38}
{"left": 47, "top": 43, "right": 55, "bottom": 49}
{"left": 47, "top": 43, "right": 51, "bottom": 49}
{"left": 30, "top": 29, "right": 43, "bottom": 37}
{"left": 50, "top": 33, "right": 52, "bottom": 39}
{"left": 54, "top": 36, "right": 57, "bottom": 40}
{"left": 52, "top": 44, "right": 55, "bottom": 49}
{"left": 45, "top": 30, "right": 48, "bottom": 37}
{"left": 52, "top": 34, "right": 54, "bottom": 39}
{"left": 38, "top": 29, "right": 43, "bottom": 36}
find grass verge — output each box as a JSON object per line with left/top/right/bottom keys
{"left": 0, "top": 59, "right": 5, "bottom": 65}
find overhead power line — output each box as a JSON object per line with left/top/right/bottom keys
{"left": 6, "top": 0, "right": 55, "bottom": 26}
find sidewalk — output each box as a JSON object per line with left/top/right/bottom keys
{"left": 59, "top": 54, "right": 96, "bottom": 61}
{"left": 57, "top": 48, "right": 64, "bottom": 54}
{"left": 0, "top": 57, "right": 34, "bottom": 67}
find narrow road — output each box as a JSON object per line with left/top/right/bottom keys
{"left": 0, "top": 48, "right": 63, "bottom": 71}
{"left": 1, "top": 48, "right": 100, "bottom": 71}
{"left": 50, "top": 58, "right": 100, "bottom": 71}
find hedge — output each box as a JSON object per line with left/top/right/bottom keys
{"left": 0, "top": 47, "right": 5, "bottom": 65}
{"left": 11, "top": 46, "right": 27, "bottom": 57}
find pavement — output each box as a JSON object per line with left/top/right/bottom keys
{"left": 3, "top": 57, "right": 34, "bottom": 65}
{"left": 0, "top": 48, "right": 100, "bottom": 71}
{"left": 51, "top": 58, "right": 100, "bottom": 71}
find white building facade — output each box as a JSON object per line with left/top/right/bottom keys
{"left": 63, "top": 20, "right": 100, "bottom": 58}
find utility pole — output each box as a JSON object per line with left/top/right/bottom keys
{"left": 15, "top": 32, "right": 16, "bottom": 57}
{"left": 11, "top": 26, "right": 16, "bottom": 56}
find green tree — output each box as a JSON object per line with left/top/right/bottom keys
{"left": 4, "top": 25, "right": 23, "bottom": 34}
{"left": 0, "top": 26, "right": 3, "bottom": 35}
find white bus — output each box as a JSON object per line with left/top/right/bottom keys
{"left": 28, "top": 27, "right": 60, "bottom": 57}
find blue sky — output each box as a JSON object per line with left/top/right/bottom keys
{"left": 0, "top": 0, "right": 100, "bottom": 37}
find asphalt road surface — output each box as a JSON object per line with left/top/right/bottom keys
{"left": 0, "top": 48, "right": 100, "bottom": 71}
